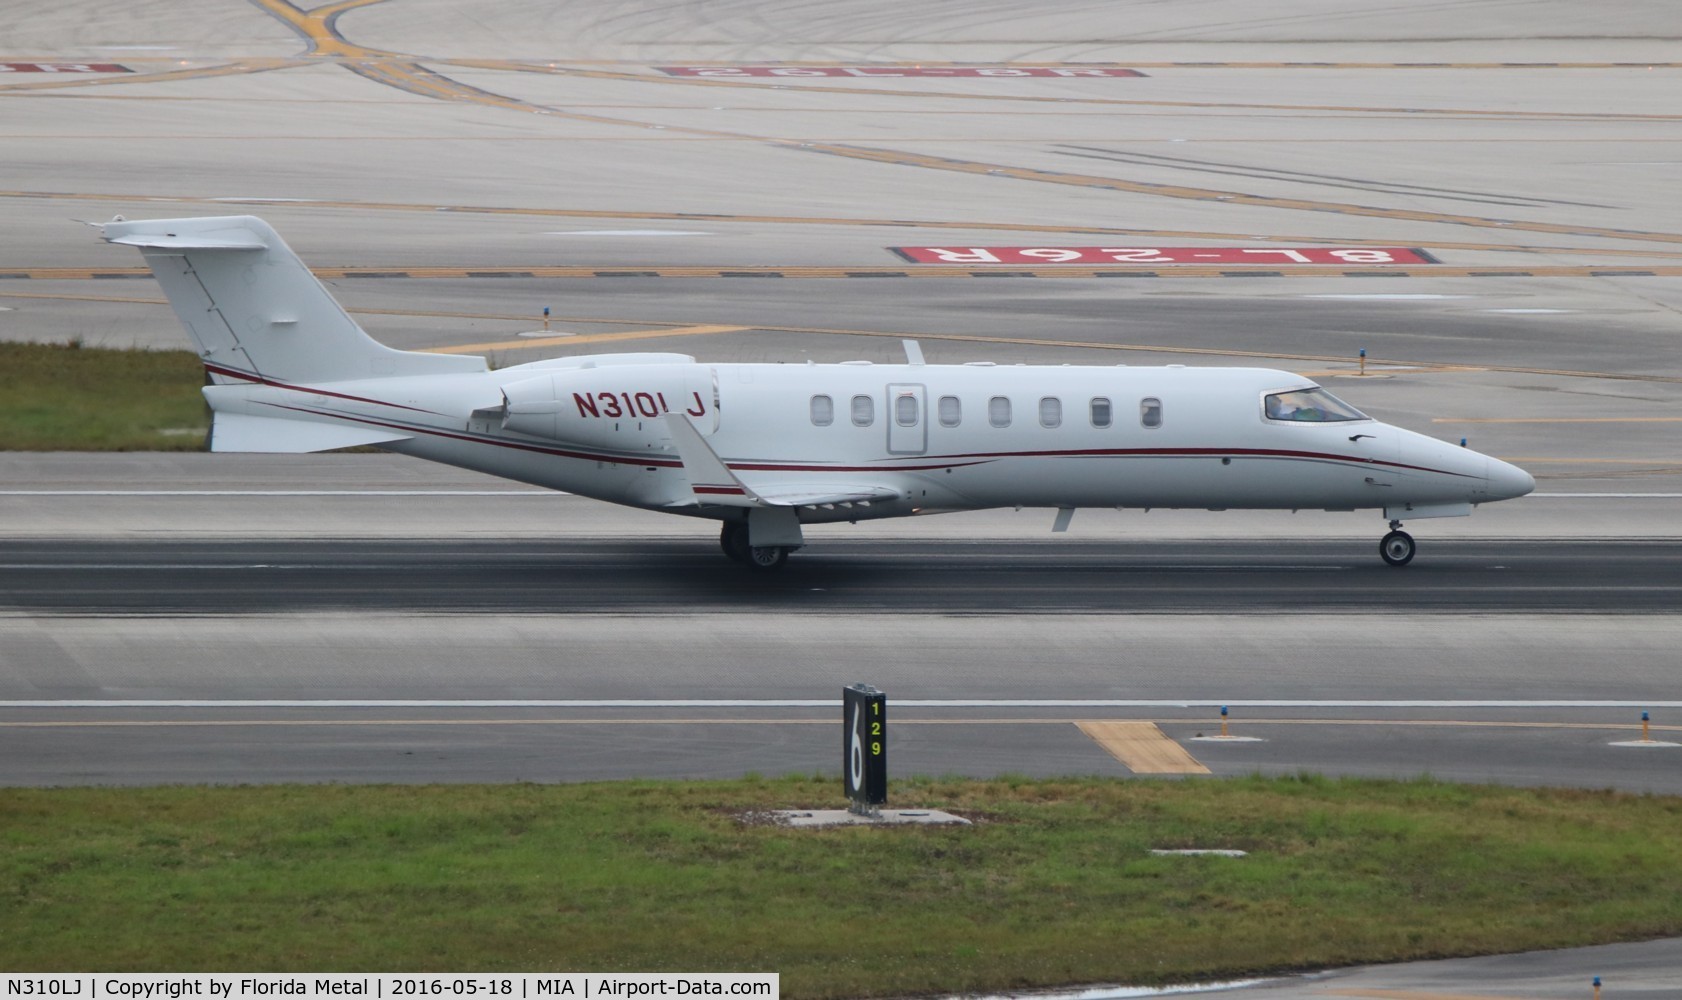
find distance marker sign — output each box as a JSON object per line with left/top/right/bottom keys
{"left": 843, "top": 684, "right": 887, "bottom": 810}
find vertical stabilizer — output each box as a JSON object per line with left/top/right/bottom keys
{"left": 102, "top": 215, "right": 483, "bottom": 383}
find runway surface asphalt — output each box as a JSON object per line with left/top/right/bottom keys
{"left": 5, "top": 536, "right": 1681, "bottom": 615}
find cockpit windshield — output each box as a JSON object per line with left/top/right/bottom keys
{"left": 1263, "top": 387, "right": 1367, "bottom": 423}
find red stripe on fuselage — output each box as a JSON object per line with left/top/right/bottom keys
{"left": 205, "top": 363, "right": 444, "bottom": 415}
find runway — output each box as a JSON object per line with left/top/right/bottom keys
{"left": 4, "top": 471, "right": 1682, "bottom": 794}
{"left": 6, "top": 536, "right": 1682, "bottom": 615}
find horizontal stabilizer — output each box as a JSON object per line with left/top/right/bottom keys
{"left": 106, "top": 233, "right": 265, "bottom": 250}
{"left": 210, "top": 412, "right": 410, "bottom": 453}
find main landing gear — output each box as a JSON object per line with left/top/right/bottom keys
{"left": 720, "top": 522, "right": 791, "bottom": 570}
{"left": 1379, "top": 520, "right": 1416, "bottom": 567}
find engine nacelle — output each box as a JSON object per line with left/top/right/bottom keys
{"left": 499, "top": 363, "right": 716, "bottom": 451}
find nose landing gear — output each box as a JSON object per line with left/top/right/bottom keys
{"left": 1379, "top": 519, "right": 1415, "bottom": 567}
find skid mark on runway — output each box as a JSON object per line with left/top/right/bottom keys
{"left": 799, "top": 143, "right": 1682, "bottom": 247}
{"left": 1076, "top": 721, "right": 1211, "bottom": 774}
{"left": 451, "top": 58, "right": 1682, "bottom": 123}
{"left": 81, "top": 5, "right": 1682, "bottom": 255}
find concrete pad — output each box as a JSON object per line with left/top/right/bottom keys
{"left": 766, "top": 808, "right": 971, "bottom": 827}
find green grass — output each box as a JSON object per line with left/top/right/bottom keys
{"left": 6, "top": 775, "right": 1682, "bottom": 994}
{"left": 0, "top": 342, "right": 207, "bottom": 450}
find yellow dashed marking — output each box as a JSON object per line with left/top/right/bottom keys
{"left": 1076, "top": 721, "right": 1211, "bottom": 775}
{"left": 422, "top": 324, "right": 748, "bottom": 355}
{"left": 12, "top": 189, "right": 1682, "bottom": 260}
{"left": 9, "top": 265, "right": 1682, "bottom": 279}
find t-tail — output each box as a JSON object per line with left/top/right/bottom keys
{"left": 101, "top": 215, "right": 483, "bottom": 385}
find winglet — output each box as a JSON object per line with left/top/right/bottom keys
{"left": 662, "top": 413, "right": 758, "bottom": 507}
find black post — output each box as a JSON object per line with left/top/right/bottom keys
{"left": 843, "top": 683, "right": 887, "bottom": 814}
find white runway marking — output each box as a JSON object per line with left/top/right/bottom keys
{"left": 4, "top": 700, "right": 1682, "bottom": 710}
{"left": 0, "top": 490, "right": 560, "bottom": 496}
{"left": 544, "top": 230, "right": 710, "bottom": 236}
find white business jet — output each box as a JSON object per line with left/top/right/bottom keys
{"left": 100, "top": 215, "right": 1533, "bottom": 568}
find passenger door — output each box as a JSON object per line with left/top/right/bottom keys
{"left": 886, "top": 383, "right": 926, "bottom": 455}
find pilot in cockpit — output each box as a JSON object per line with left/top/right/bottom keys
{"left": 1266, "top": 388, "right": 1359, "bottom": 423}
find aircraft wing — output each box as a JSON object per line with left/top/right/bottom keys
{"left": 734, "top": 482, "right": 901, "bottom": 507}
{"left": 662, "top": 413, "right": 898, "bottom": 509}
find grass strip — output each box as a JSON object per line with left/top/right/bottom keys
{"left": 0, "top": 342, "right": 207, "bottom": 450}
{"left": 4, "top": 774, "right": 1682, "bottom": 995}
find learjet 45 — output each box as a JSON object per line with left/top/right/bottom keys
{"left": 99, "top": 215, "right": 1534, "bottom": 568}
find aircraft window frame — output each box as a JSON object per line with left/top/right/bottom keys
{"left": 810, "top": 394, "right": 834, "bottom": 427}
{"left": 851, "top": 394, "right": 875, "bottom": 427}
{"left": 1039, "top": 396, "right": 1062, "bottom": 429}
{"left": 1262, "top": 387, "right": 1368, "bottom": 424}
{"left": 1090, "top": 397, "right": 1112, "bottom": 428}
{"left": 988, "top": 396, "right": 1012, "bottom": 428}
{"left": 894, "top": 392, "right": 919, "bottom": 427}
{"left": 938, "top": 395, "right": 961, "bottom": 428}
{"left": 1140, "top": 397, "right": 1162, "bottom": 429}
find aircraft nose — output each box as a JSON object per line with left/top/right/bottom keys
{"left": 1486, "top": 456, "right": 1535, "bottom": 501}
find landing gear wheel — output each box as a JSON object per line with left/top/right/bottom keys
{"left": 720, "top": 522, "right": 750, "bottom": 563}
{"left": 744, "top": 545, "right": 789, "bottom": 570}
{"left": 721, "top": 523, "right": 789, "bottom": 569}
{"left": 1379, "top": 529, "right": 1416, "bottom": 567}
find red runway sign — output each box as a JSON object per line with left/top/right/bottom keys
{"left": 891, "top": 246, "right": 1437, "bottom": 265}
{"left": 658, "top": 66, "right": 1143, "bottom": 78}
{"left": 0, "top": 62, "right": 129, "bottom": 73}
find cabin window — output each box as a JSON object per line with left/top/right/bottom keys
{"left": 938, "top": 395, "right": 961, "bottom": 427}
{"left": 1263, "top": 387, "right": 1367, "bottom": 423}
{"left": 1039, "top": 396, "right": 1062, "bottom": 428}
{"left": 1091, "top": 397, "right": 1112, "bottom": 428}
{"left": 894, "top": 393, "right": 919, "bottom": 427}
{"left": 1140, "top": 397, "right": 1162, "bottom": 429}
{"left": 810, "top": 394, "right": 834, "bottom": 426}
{"left": 851, "top": 394, "right": 875, "bottom": 427}
{"left": 988, "top": 396, "right": 1012, "bottom": 428}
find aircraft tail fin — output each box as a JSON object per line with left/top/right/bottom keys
{"left": 101, "top": 215, "right": 484, "bottom": 384}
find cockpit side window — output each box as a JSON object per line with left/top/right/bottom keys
{"left": 1264, "top": 387, "right": 1366, "bottom": 423}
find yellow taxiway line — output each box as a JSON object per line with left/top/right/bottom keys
{"left": 421, "top": 324, "right": 748, "bottom": 355}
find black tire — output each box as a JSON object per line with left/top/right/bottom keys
{"left": 1379, "top": 529, "right": 1415, "bottom": 567}
{"left": 720, "top": 522, "right": 751, "bottom": 563}
{"left": 745, "top": 545, "right": 789, "bottom": 570}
